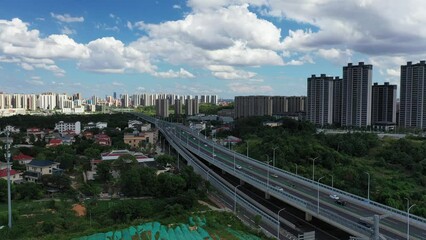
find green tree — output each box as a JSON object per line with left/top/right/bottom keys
{"left": 156, "top": 173, "right": 186, "bottom": 197}
{"left": 120, "top": 167, "right": 143, "bottom": 197}
{"left": 96, "top": 161, "right": 112, "bottom": 182}
{"left": 40, "top": 174, "right": 71, "bottom": 190}
{"left": 139, "top": 167, "right": 157, "bottom": 195}
{"left": 113, "top": 154, "right": 137, "bottom": 173}
{"left": 84, "top": 147, "right": 101, "bottom": 159}
{"left": 56, "top": 153, "right": 75, "bottom": 171}
{"left": 0, "top": 179, "right": 8, "bottom": 202}
{"left": 15, "top": 182, "right": 43, "bottom": 200}
{"left": 155, "top": 154, "right": 174, "bottom": 167}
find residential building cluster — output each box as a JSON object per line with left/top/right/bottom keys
{"left": 234, "top": 96, "right": 306, "bottom": 119}
{"left": 0, "top": 91, "right": 219, "bottom": 117}
{"left": 307, "top": 61, "right": 426, "bottom": 129}
{"left": 2, "top": 118, "right": 160, "bottom": 184}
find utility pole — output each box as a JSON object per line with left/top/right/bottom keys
{"left": 1, "top": 130, "right": 12, "bottom": 229}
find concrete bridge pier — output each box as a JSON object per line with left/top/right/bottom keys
{"left": 305, "top": 212, "right": 312, "bottom": 222}
{"left": 265, "top": 192, "right": 270, "bottom": 199}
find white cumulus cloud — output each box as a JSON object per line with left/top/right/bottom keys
{"left": 153, "top": 68, "right": 195, "bottom": 78}
{"left": 51, "top": 13, "right": 84, "bottom": 23}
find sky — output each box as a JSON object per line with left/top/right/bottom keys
{"left": 0, "top": 0, "right": 425, "bottom": 99}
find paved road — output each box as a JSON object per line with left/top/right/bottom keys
{"left": 169, "top": 125, "right": 426, "bottom": 240}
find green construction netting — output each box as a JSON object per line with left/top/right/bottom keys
{"left": 73, "top": 216, "right": 259, "bottom": 240}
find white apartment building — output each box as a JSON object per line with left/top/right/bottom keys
{"left": 38, "top": 93, "right": 57, "bottom": 110}
{"left": 55, "top": 121, "right": 81, "bottom": 134}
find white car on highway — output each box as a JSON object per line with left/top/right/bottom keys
{"left": 329, "top": 194, "right": 340, "bottom": 200}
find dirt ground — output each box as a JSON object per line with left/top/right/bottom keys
{"left": 72, "top": 204, "right": 86, "bottom": 217}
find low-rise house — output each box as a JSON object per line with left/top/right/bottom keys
{"left": 0, "top": 169, "right": 23, "bottom": 183}
{"left": 13, "top": 153, "right": 33, "bottom": 165}
{"left": 24, "top": 160, "right": 61, "bottom": 183}
{"left": 47, "top": 138, "right": 63, "bottom": 147}
{"left": 83, "top": 130, "right": 94, "bottom": 139}
{"left": 140, "top": 123, "right": 151, "bottom": 132}
{"left": 263, "top": 121, "right": 283, "bottom": 127}
{"left": 94, "top": 134, "right": 112, "bottom": 146}
{"left": 61, "top": 135, "right": 74, "bottom": 145}
{"left": 83, "top": 122, "right": 108, "bottom": 131}
{"left": 101, "top": 150, "right": 154, "bottom": 163}
{"left": 86, "top": 159, "right": 102, "bottom": 180}
{"left": 0, "top": 161, "right": 10, "bottom": 170}
{"left": 4, "top": 125, "right": 20, "bottom": 133}
{"left": 123, "top": 131, "right": 156, "bottom": 148}
{"left": 128, "top": 120, "right": 143, "bottom": 129}
{"left": 222, "top": 136, "right": 242, "bottom": 145}
{"left": 27, "top": 127, "right": 45, "bottom": 140}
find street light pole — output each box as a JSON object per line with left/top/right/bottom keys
{"left": 277, "top": 207, "right": 286, "bottom": 239}
{"left": 265, "top": 155, "right": 270, "bottom": 192}
{"left": 330, "top": 174, "right": 334, "bottom": 189}
{"left": 295, "top": 164, "right": 298, "bottom": 175}
{"left": 405, "top": 198, "right": 416, "bottom": 240}
{"left": 1, "top": 130, "right": 12, "bottom": 229}
{"left": 317, "top": 176, "right": 325, "bottom": 214}
{"left": 232, "top": 144, "right": 236, "bottom": 172}
{"left": 234, "top": 184, "right": 242, "bottom": 213}
{"left": 246, "top": 141, "right": 249, "bottom": 158}
{"left": 272, "top": 147, "right": 279, "bottom": 168}
{"left": 311, "top": 157, "right": 319, "bottom": 181}
{"left": 365, "top": 172, "right": 370, "bottom": 201}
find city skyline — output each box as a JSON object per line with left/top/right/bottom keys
{"left": 1, "top": 1, "right": 426, "bottom": 98}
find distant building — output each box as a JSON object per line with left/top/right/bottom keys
{"left": 185, "top": 99, "right": 199, "bottom": 116}
{"left": 333, "top": 78, "right": 343, "bottom": 125}
{"left": 341, "top": 62, "right": 373, "bottom": 127}
{"left": 122, "top": 94, "right": 130, "bottom": 108}
{"left": 307, "top": 74, "right": 337, "bottom": 126}
{"left": 234, "top": 96, "right": 272, "bottom": 118}
{"left": 155, "top": 99, "right": 169, "bottom": 117}
{"left": 271, "top": 96, "right": 287, "bottom": 115}
{"left": 372, "top": 82, "right": 397, "bottom": 125}
{"left": 286, "top": 96, "right": 307, "bottom": 114}
{"left": 399, "top": 61, "right": 426, "bottom": 128}
{"left": 54, "top": 121, "right": 81, "bottom": 135}
{"left": 174, "top": 99, "right": 183, "bottom": 115}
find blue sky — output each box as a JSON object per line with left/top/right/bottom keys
{"left": 0, "top": 0, "right": 425, "bottom": 99}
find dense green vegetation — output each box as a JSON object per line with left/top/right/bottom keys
{"left": 0, "top": 113, "right": 132, "bottom": 130}
{"left": 199, "top": 103, "right": 234, "bottom": 115}
{"left": 231, "top": 116, "right": 426, "bottom": 217}
{"left": 0, "top": 197, "right": 268, "bottom": 240}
